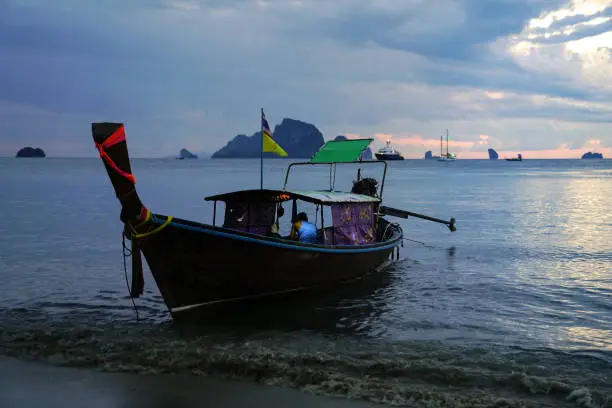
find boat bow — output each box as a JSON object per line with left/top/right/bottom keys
{"left": 92, "top": 122, "right": 168, "bottom": 297}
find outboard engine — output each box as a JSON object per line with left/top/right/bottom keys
{"left": 352, "top": 177, "right": 379, "bottom": 197}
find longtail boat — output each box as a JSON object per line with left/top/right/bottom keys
{"left": 92, "top": 122, "right": 456, "bottom": 319}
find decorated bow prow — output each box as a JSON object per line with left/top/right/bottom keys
{"left": 92, "top": 122, "right": 148, "bottom": 297}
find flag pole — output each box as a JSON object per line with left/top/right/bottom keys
{"left": 260, "top": 107, "right": 264, "bottom": 190}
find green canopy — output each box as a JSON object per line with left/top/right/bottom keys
{"left": 310, "top": 138, "right": 373, "bottom": 163}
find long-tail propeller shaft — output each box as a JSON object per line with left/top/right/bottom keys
{"left": 380, "top": 205, "right": 456, "bottom": 232}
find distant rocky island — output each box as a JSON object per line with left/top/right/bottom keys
{"left": 16, "top": 147, "right": 46, "bottom": 158}
{"left": 176, "top": 148, "right": 198, "bottom": 159}
{"left": 581, "top": 152, "right": 604, "bottom": 159}
{"left": 488, "top": 148, "right": 499, "bottom": 160}
{"left": 424, "top": 150, "right": 440, "bottom": 159}
{"left": 334, "top": 135, "right": 373, "bottom": 160}
{"left": 211, "top": 118, "right": 325, "bottom": 159}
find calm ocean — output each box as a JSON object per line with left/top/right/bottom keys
{"left": 0, "top": 157, "right": 610, "bottom": 407}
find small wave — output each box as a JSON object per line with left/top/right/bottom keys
{"left": 0, "top": 311, "right": 609, "bottom": 408}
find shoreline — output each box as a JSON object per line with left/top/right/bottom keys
{"left": 0, "top": 356, "right": 380, "bottom": 408}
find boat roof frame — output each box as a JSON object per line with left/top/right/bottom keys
{"left": 204, "top": 187, "right": 382, "bottom": 205}
{"left": 205, "top": 138, "right": 389, "bottom": 205}
{"left": 282, "top": 159, "right": 388, "bottom": 201}
{"left": 204, "top": 159, "right": 388, "bottom": 205}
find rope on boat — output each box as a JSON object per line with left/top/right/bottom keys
{"left": 381, "top": 222, "right": 397, "bottom": 241}
{"left": 119, "top": 212, "right": 173, "bottom": 321}
{"left": 384, "top": 220, "right": 435, "bottom": 249}
{"left": 403, "top": 237, "right": 435, "bottom": 248}
{"left": 95, "top": 125, "right": 173, "bottom": 320}
{"left": 93, "top": 124, "right": 136, "bottom": 184}
{"left": 131, "top": 215, "right": 173, "bottom": 239}
{"left": 134, "top": 207, "right": 152, "bottom": 228}
{"left": 121, "top": 231, "right": 140, "bottom": 321}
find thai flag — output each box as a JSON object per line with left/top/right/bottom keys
{"left": 261, "top": 109, "right": 273, "bottom": 138}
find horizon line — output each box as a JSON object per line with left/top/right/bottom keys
{"left": 0, "top": 155, "right": 606, "bottom": 160}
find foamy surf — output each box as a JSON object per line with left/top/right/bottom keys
{"left": 0, "top": 313, "right": 609, "bottom": 408}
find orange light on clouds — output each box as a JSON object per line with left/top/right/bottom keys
{"left": 374, "top": 133, "right": 475, "bottom": 149}
{"left": 419, "top": 146, "right": 612, "bottom": 159}
{"left": 359, "top": 133, "right": 610, "bottom": 159}
{"left": 485, "top": 91, "right": 505, "bottom": 100}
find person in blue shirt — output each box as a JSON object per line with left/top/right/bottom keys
{"left": 290, "top": 212, "right": 318, "bottom": 244}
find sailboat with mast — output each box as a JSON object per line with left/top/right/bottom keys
{"left": 437, "top": 129, "right": 456, "bottom": 162}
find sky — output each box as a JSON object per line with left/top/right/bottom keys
{"left": 0, "top": 0, "right": 610, "bottom": 159}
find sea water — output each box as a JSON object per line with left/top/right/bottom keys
{"left": 0, "top": 157, "right": 610, "bottom": 407}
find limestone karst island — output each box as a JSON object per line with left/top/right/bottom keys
{"left": 15, "top": 147, "right": 46, "bottom": 158}
{"left": 211, "top": 118, "right": 373, "bottom": 159}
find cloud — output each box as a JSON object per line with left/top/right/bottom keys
{"left": 0, "top": 99, "right": 85, "bottom": 156}
{"left": 494, "top": 0, "right": 612, "bottom": 97}
{"left": 372, "top": 132, "right": 611, "bottom": 159}
{"left": 375, "top": 133, "right": 476, "bottom": 149}
{"left": 0, "top": 0, "right": 610, "bottom": 158}
{"left": 316, "top": 0, "right": 570, "bottom": 60}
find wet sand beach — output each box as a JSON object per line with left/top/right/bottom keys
{"left": 0, "top": 356, "right": 379, "bottom": 408}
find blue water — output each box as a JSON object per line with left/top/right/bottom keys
{"left": 0, "top": 157, "right": 610, "bottom": 407}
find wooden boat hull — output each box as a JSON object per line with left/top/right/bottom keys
{"left": 89, "top": 122, "right": 413, "bottom": 320}
{"left": 136, "top": 215, "right": 403, "bottom": 317}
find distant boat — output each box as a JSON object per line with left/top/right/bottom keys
{"left": 505, "top": 153, "right": 522, "bottom": 162}
{"left": 437, "top": 129, "right": 456, "bottom": 161}
{"left": 375, "top": 139, "right": 404, "bottom": 161}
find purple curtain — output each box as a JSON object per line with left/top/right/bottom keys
{"left": 331, "top": 203, "right": 376, "bottom": 245}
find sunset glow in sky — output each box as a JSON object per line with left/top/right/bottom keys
{"left": 0, "top": 0, "right": 610, "bottom": 158}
